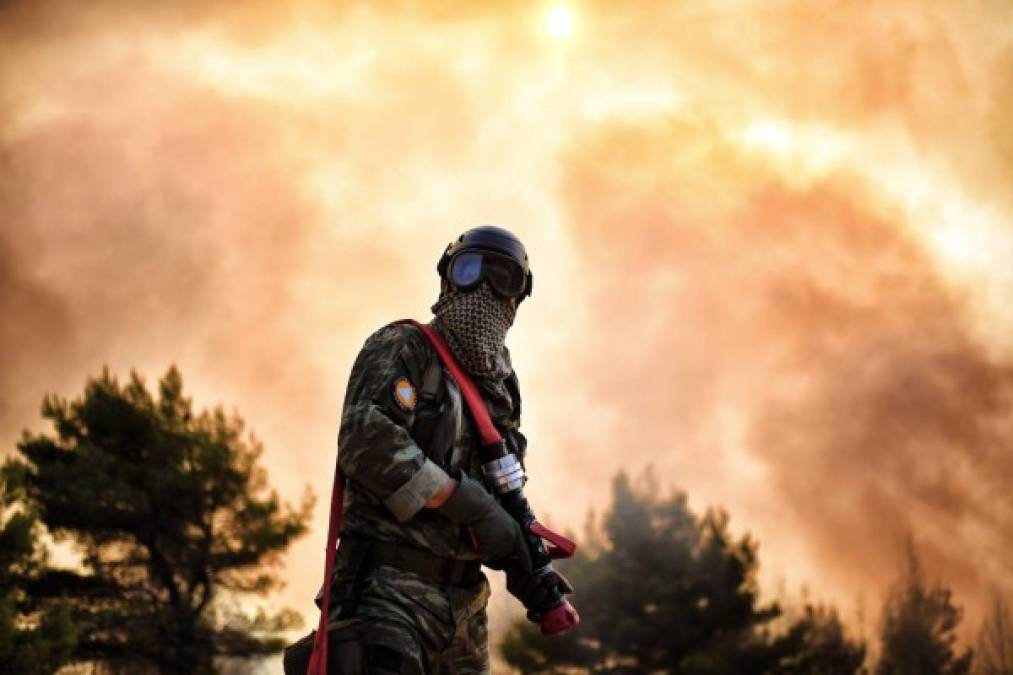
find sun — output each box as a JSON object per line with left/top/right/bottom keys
{"left": 544, "top": 4, "right": 576, "bottom": 40}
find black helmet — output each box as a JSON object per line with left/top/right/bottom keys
{"left": 437, "top": 226, "right": 533, "bottom": 302}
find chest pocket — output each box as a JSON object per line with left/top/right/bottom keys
{"left": 408, "top": 358, "right": 462, "bottom": 470}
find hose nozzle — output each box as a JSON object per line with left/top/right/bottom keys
{"left": 540, "top": 600, "right": 580, "bottom": 636}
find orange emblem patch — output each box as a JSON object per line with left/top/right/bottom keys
{"left": 392, "top": 377, "right": 417, "bottom": 411}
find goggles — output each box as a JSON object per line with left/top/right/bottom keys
{"left": 448, "top": 250, "right": 530, "bottom": 299}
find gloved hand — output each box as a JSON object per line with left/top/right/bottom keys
{"left": 504, "top": 559, "right": 574, "bottom": 622}
{"left": 436, "top": 473, "right": 533, "bottom": 573}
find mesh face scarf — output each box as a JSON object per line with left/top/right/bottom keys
{"left": 430, "top": 281, "right": 516, "bottom": 384}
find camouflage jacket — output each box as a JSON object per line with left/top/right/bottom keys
{"left": 336, "top": 321, "right": 527, "bottom": 560}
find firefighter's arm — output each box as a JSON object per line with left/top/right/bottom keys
{"left": 337, "top": 325, "right": 451, "bottom": 522}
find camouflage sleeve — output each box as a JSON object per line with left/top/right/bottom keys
{"left": 337, "top": 324, "right": 451, "bottom": 522}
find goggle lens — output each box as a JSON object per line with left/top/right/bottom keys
{"left": 484, "top": 256, "right": 525, "bottom": 296}
{"left": 451, "top": 252, "right": 483, "bottom": 286}
{"left": 449, "top": 251, "right": 527, "bottom": 298}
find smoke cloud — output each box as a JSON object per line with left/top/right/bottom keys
{"left": 548, "top": 118, "right": 1013, "bottom": 638}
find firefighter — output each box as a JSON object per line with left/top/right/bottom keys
{"left": 285, "top": 226, "right": 570, "bottom": 674}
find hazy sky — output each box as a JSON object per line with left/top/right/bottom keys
{"left": 3, "top": 0, "right": 1013, "bottom": 651}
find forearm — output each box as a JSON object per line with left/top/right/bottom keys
{"left": 339, "top": 405, "right": 452, "bottom": 521}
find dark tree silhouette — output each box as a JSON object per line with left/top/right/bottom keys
{"left": 875, "top": 544, "right": 972, "bottom": 675}
{"left": 0, "top": 467, "right": 76, "bottom": 674}
{"left": 774, "top": 604, "right": 868, "bottom": 675}
{"left": 500, "top": 471, "right": 866, "bottom": 674}
{"left": 9, "top": 366, "right": 313, "bottom": 675}
{"left": 975, "top": 591, "right": 1013, "bottom": 675}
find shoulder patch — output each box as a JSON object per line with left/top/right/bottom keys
{"left": 392, "top": 377, "right": 417, "bottom": 412}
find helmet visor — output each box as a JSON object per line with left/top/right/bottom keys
{"left": 449, "top": 251, "right": 527, "bottom": 298}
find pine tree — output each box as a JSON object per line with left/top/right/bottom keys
{"left": 772, "top": 604, "right": 868, "bottom": 675}
{"left": 499, "top": 470, "right": 866, "bottom": 674}
{"left": 9, "top": 366, "right": 313, "bottom": 674}
{"left": 875, "top": 544, "right": 972, "bottom": 675}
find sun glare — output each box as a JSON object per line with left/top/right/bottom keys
{"left": 544, "top": 4, "right": 576, "bottom": 40}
